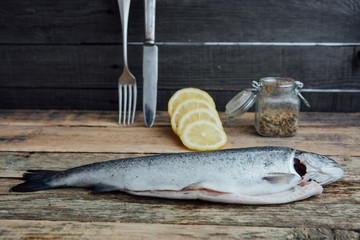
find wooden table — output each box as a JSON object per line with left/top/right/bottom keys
{"left": 0, "top": 110, "right": 359, "bottom": 239}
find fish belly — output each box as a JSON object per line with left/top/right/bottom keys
{"left": 126, "top": 180, "right": 323, "bottom": 204}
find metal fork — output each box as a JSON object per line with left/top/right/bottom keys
{"left": 117, "top": 0, "right": 137, "bottom": 125}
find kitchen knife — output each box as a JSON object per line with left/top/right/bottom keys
{"left": 143, "top": 0, "right": 158, "bottom": 127}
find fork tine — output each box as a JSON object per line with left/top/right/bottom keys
{"left": 123, "top": 84, "right": 128, "bottom": 125}
{"left": 119, "top": 83, "right": 137, "bottom": 125}
{"left": 131, "top": 84, "right": 137, "bottom": 124}
{"left": 127, "top": 85, "right": 132, "bottom": 125}
{"left": 118, "top": 84, "right": 122, "bottom": 125}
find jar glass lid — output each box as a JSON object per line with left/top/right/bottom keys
{"left": 225, "top": 89, "right": 257, "bottom": 118}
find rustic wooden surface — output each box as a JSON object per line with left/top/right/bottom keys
{"left": 1, "top": 0, "right": 359, "bottom": 111}
{"left": 0, "top": 110, "right": 359, "bottom": 239}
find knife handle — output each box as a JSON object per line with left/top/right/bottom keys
{"left": 144, "top": 0, "right": 156, "bottom": 44}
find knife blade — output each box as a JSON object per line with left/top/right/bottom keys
{"left": 143, "top": 0, "right": 158, "bottom": 127}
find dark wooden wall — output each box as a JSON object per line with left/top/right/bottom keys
{"left": 1, "top": 0, "right": 360, "bottom": 112}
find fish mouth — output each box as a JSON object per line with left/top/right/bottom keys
{"left": 306, "top": 167, "right": 344, "bottom": 186}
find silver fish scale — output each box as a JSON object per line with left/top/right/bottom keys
{"left": 82, "top": 147, "right": 300, "bottom": 195}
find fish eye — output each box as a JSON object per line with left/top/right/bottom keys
{"left": 294, "top": 158, "right": 306, "bottom": 177}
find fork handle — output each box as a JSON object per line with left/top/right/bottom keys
{"left": 117, "top": 0, "right": 131, "bottom": 67}
{"left": 145, "top": 0, "right": 156, "bottom": 44}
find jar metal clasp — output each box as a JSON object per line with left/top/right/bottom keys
{"left": 295, "top": 81, "right": 311, "bottom": 108}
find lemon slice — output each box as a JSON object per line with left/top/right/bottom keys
{"left": 177, "top": 108, "right": 223, "bottom": 135}
{"left": 168, "top": 88, "right": 216, "bottom": 118}
{"left": 171, "top": 99, "right": 217, "bottom": 134}
{"left": 180, "top": 120, "right": 227, "bottom": 151}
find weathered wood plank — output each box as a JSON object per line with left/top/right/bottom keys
{"left": 0, "top": 152, "right": 358, "bottom": 231}
{"left": 0, "top": 111, "right": 359, "bottom": 155}
{"left": 1, "top": 0, "right": 360, "bottom": 43}
{"left": 0, "top": 123, "right": 358, "bottom": 155}
{"left": 1, "top": 110, "right": 359, "bottom": 127}
{"left": 1, "top": 45, "right": 359, "bottom": 90}
{"left": 0, "top": 220, "right": 359, "bottom": 240}
{"left": 1, "top": 1, "right": 360, "bottom": 113}
{"left": 0, "top": 111, "right": 358, "bottom": 235}
{"left": 1, "top": 88, "right": 360, "bottom": 112}
{"left": 1, "top": 44, "right": 359, "bottom": 112}
{"left": 1, "top": 178, "right": 359, "bottom": 230}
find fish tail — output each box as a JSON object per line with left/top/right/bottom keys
{"left": 11, "top": 170, "right": 59, "bottom": 192}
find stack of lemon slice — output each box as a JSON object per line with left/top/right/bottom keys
{"left": 168, "top": 88, "right": 227, "bottom": 151}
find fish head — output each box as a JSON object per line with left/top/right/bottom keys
{"left": 294, "top": 151, "right": 344, "bottom": 185}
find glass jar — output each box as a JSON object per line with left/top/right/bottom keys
{"left": 225, "top": 77, "right": 310, "bottom": 137}
{"left": 254, "top": 77, "right": 302, "bottom": 136}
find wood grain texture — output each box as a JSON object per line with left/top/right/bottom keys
{"left": 1, "top": 88, "right": 360, "bottom": 112}
{"left": 1, "top": 0, "right": 360, "bottom": 43}
{"left": 1, "top": 220, "right": 358, "bottom": 240}
{"left": 1, "top": 178, "right": 359, "bottom": 230}
{"left": 0, "top": 45, "right": 359, "bottom": 111}
{"left": 0, "top": 124, "right": 358, "bottom": 155}
{"left": 0, "top": 110, "right": 359, "bottom": 238}
{"left": 1, "top": 1, "right": 360, "bottom": 112}
{"left": 1, "top": 45, "right": 359, "bottom": 89}
{"left": 1, "top": 110, "right": 359, "bottom": 127}
{"left": 0, "top": 111, "right": 359, "bottom": 155}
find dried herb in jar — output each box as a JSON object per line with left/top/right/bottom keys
{"left": 259, "top": 109, "right": 298, "bottom": 136}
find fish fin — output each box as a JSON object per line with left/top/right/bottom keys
{"left": 182, "top": 183, "right": 230, "bottom": 195}
{"left": 126, "top": 189, "right": 198, "bottom": 199}
{"left": 10, "top": 170, "right": 59, "bottom": 192}
{"left": 181, "top": 182, "right": 204, "bottom": 190}
{"left": 91, "top": 184, "right": 119, "bottom": 193}
{"left": 262, "top": 173, "right": 298, "bottom": 184}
